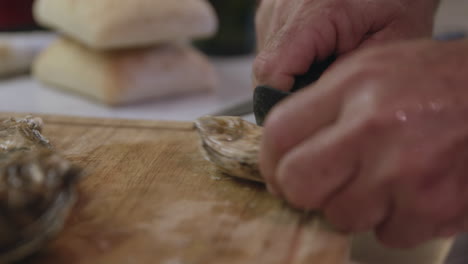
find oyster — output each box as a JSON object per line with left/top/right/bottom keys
{"left": 0, "top": 116, "right": 81, "bottom": 263}
{"left": 194, "top": 116, "right": 263, "bottom": 182}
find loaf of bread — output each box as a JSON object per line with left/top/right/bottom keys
{"left": 33, "top": 38, "right": 218, "bottom": 105}
{"left": 33, "top": 0, "right": 218, "bottom": 49}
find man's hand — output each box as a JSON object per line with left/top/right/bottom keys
{"left": 259, "top": 39, "right": 468, "bottom": 248}
{"left": 253, "top": 0, "right": 440, "bottom": 91}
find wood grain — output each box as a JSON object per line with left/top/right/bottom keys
{"left": 9, "top": 114, "right": 350, "bottom": 264}
{"left": 1, "top": 113, "right": 455, "bottom": 264}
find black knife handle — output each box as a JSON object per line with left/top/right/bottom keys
{"left": 254, "top": 56, "right": 336, "bottom": 125}
{"left": 291, "top": 55, "right": 336, "bottom": 92}
{"left": 253, "top": 86, "right": 290, "bottom": 126}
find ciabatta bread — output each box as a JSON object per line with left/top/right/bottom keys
{"left": 33, "top": 0, "right": 218, "bottom": 49}
{"left": 33, "top": 38, "right": 218, "bottom": 105}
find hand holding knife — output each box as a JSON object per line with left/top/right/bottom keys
{"left": 253, "top": 56, "right": 336, "bottom": 125}
{"left": 210, "top": 56, "right": 336, "bottom": 124}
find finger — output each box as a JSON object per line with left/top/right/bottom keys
{"left": 324, "top": 162, "right": 391, "bottom": 233}
{"left": 253, "top": 0, "right": 282, "bottom": 89}
{"left": 253, "top": 12, "right": 337, "bottom": 91}
{"left": 435, "top": 222, "right": 460, "bottom": 238}
{"left": 323, "top": 131, "right": 401, "bottom": 233}
{"left": 376, "top": 203, "right": 436, "bottom": 249}
{"left": 259, "top": 83, "right": 342, "bottom": 196}
{"left": 273, "top": 114, "right": 364, "bottom": 210}
{"left": 255, "top": 0, "right": 276, "bottom": 50}
{"left": 377, "top": 169, "right": 462, "bottom": 248}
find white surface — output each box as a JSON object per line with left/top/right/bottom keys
{"left": 434, "top": 0, "right": 468, "bottom": 34}
{"left": 0, "top": 55, "right": 255, "bottom": 121}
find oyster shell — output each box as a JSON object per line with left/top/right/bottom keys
{"left": 0, "top": 116, "right": 81, "bottom": 263}
{"left": 194, "top": 116, "right": 263, "bottom": 182}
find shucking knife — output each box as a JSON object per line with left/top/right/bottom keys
{"left": 213, "top": 31, "right": 467, "bottom": 124}
{"left": 211, "top": 56, "right": 335, "bottom": 123}
{"left": 253, "top": 56, "right": 336, "bottom": 125}
{"left": 252, "top": 32, "right": 468, "bottom": 125}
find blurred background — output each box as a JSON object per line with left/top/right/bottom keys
{"left": 196, "top": 0, "right": 256, "bottom": 56}
{"left": 0, "top": 0, "right": 466, "bottom": 122}
{"left": 0, "top": 0, "right": 39, "bottom": 31}
{"left": 0, "top": 0, "right": 260, "bottom": 121}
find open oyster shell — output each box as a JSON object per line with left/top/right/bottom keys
{"left": 0, "top": 116, "right": 81, "bottom": 263}
{"left": 194, "top": 116, "right": 263, "bottom": 182}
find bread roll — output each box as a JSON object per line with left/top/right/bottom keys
{"left": 33, "top": 0, "right": 218, "bottom": 49}
{"left": 33, "top": 38, "right": 218, "bottom": 105}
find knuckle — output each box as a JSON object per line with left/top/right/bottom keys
{"left": 316, "top": 6, "right": 335, "bottom": 21}
{"left": 253, "top": 53, "right": 273, "bottom": 85}
{"left": 342, "top": 51, "right": 393, "bottom": 82}
{"left": 359, "top": 46, "right": 396, "bottom": 65}
{"left": 347, "top": 109, "right": 395, "bottom": 139}
{"left": 358, "top": 112, "right": 389, "bottom": 134}
{"left": 351, "top": 61, "right": 385, "bottom": 82}
{"left": 334, "top": 63, "right": 386, "bottom": 97}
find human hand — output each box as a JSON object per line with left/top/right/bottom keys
{"left": 259, "top": 39, "right": 468, "bottom": 248}
{"left": 253, "top": 0, "right": 440, "bottom": 91}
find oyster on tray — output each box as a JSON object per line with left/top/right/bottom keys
{"left": 0, "top": 116, "right": 81, "bottom": 263}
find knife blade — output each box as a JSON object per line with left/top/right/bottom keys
{"left": 211, "top": 99, "right": 254, "bottom": 117}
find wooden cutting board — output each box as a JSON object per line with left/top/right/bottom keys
{"left": 9, "top": 114, "right": 350, "bottom": 264}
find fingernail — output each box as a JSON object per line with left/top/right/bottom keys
{"left": 266, "top": 183, "right": 280, "bottom": 197}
